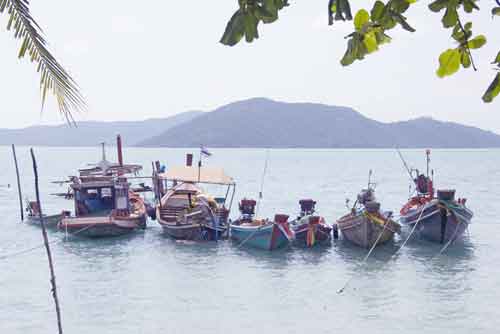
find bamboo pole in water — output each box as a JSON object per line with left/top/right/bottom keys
{"left": 11, "top": 144, "right": 24, "bottom": 221}
{"left": 30, "top": 148, "right": 63, "bottom": 334}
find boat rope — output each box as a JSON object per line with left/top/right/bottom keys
{"left": 337, "top": 214, "right": 391, "bottom": 294}
{"left": 0, "top": 223, "right": 99, "bottom": 262}
{"left": 337, "top": 202, "right": 429, "bottom": 294}
{"left": 432, "top": 209, "right": 463, "bottom": 258}
{"left": 236, "top": 222, "right": 268, "bottom": 248}
{"left": 255, "top": 150, "right": 270, "bottom": 218}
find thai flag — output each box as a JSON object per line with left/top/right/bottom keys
{"left": 200, "top": 146, "right": 212, "bottom": 157}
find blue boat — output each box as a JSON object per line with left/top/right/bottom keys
{"left": 400, "top": 194, "right": 473, "bottom": 244}
{"left": 399, "top": 150, "right": 473, "bottom": 244}
{"left": 230, "top": 199, "right": 294, "bottom": 250}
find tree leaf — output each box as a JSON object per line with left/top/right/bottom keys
{"left": 493, "top": 51, "right": 500, "bottom": 64}
{"left": 482, "top": 73, "right": 500, "bottom": 103}
{"left": 363, "top": 31, "right": 378, "bottom": 53}
{"left": 394, "top": 13, "right": 416, "bottom": 32}
{"left": 220, "top": 10, "right": 245, "bottom": 46}
{"left": 442, "top": 6, "right": 458, "bottom": 28}
{"left": 354, "top": 9, "right": 370, "bottom": 30}
{"left": 429, "top": 0, "right": 448, "bottom": 12}
{"left": 467, "top": 35, "right": 487, "bottom": 49}
{"left": 370, "top": 1, "right": 385, "bottom": 22}
{"left": 461, "top": 51, "right": 471, "bottom": 68}
{"left": 436, "top": 48, "right": 461, "bottom": 77}
{"left": 243, "top": 12, "right": 259, "bottom": 43}
{"left": 391, "top": 0, "right": 410, "bottom": 13}
{"left": 463, "top": 0, "right": 479, "bottom": 13}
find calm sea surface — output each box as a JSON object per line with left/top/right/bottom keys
{"left": 1, "top": 147, "right": 499, "bottom": 334}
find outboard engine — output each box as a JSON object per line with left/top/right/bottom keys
{"left": 299, "top": 199, "right": 316, "bottom": 216}
{"left": 239, "top": 199, "right": 257, "bottom": 220}
{"left": 357, "top": 189, "right": 375, "bottom": 205}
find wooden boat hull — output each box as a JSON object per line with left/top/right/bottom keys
{"left": 159, "top": 222, "right": 226, "bottom": 241}
{"left": 337, "top": 212, "right": 399, "bottom": 249}
{"left": 400, "top": 199, "right": 473, "bottom": 243}
{"left": 292, "top": 221, "right": 332, "bottom": 247}
{"left": 59, "top": 215, "right": 146, "bottom": 238}
{"left": 26, "top": 213, "right": 62, "bottom": 230}
{"left": 230, "top": 223, "right": 291, "bottom": 250}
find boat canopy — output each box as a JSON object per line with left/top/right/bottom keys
{"left": 158, "top": 166, "right": 235, "bottom": 185}
{"left": 79, "top": 160, "right": 142, "bottom": 177}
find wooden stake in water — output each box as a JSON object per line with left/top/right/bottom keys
{"left": 11, "top": 144, "right": 24, "bottom": 221}
{"left": 30, "top": 148, "right": 63, "bottom": 334}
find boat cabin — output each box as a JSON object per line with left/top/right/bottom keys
{"left": 157, "top": 164, "right": 236, "bottom": 224}
{"left": 71, "top": 176, "right": 131, "bottom": 217}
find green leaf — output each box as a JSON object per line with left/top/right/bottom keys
{"left": 429, "top": 0, "right": 448, "bottom": 12}
{"left": 461, "top": 51, "right": 471, "bottom": 68}
{"left": 363, "top": 31, "right": 378, "bottom": 53}
{"left": 220, "top": 10, "right": 245, "bottom": 46}
{"left": 394, "top": 13, "right": 416, "bottom": 32}
{"left": 354, "top": 9, "right": 370, "bottom": 30}
{"left": 467, "top": 35, "right": 487, "bottom": 49}
{"left": 494, "top": 51, "right": 500, "bottom": 64}
{"left": 442, "top": 6, "right": 458, "bottom": 28}
{"left": 391, "top": 0, "right": 410, "bottom": 13}
{"left": 436, "top": 48, "right": 461, "bottom": 77}
{"left": 371, "top": 1, "right": 385, "bottom": 21}
{"left": 375, "top": 31, "right": 392, "bottom": 45}
{"left": 243, "top": 12, "right": 259, "bottom": 43}
{"left": 341, "top": 38, "right": 357, "bottom": 66}
{"left": 463, "top": 0, "right": 479, "bottom": 13}
{"left": 482, "top": 73, "right": 500, "bottom": 103}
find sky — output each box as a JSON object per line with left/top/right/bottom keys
{"left": 0, "top": 1, "right": 499, "bottom": 132}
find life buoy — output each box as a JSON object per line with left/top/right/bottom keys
{"left": 400, "top": 196, "right": 431, "bottom": 216}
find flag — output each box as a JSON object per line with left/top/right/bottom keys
{"left": 200, "top": 146, "right": 212, "bottom": 157}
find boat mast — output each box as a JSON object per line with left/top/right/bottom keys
{"left": 426, "top": 149, "right": 431, "bottom": 178}
{"left": 101, "top": 142, "right": 106, "bottom": 161}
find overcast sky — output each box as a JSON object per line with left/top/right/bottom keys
{"left": 0, "top": 1, "right": 499, "bottom": 131}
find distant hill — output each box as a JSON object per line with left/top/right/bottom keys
{"left": 0, "top": 111, "right": 202, "bottom": 146}
{"left": 138, "top": 98, "right": 500, "bottom": 148}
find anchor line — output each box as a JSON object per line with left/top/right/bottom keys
{"left": 337, "top": 214, "right": 392, "bottom": 294}
{"left": 0, "top": 223, "right": 100, "bottom": 261}
{"left": 338, "top": 202, "right": 429, "bottom": 294}
{"left": 433, "top": 209, "right": 462, "bottom": 258}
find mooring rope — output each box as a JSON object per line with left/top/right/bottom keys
{"left": 337, "top": 202, "right": 429, "bottom": 294}
{"left": 337, "top": 214, "right": 391, "bottom": 294}
{"left": 235, "top": 222, "right": 269, "bottom": 248}
{"left": 0, "top": 223, "right": 99, "bottom": 261}
{"left": 432, "top": 208, "right": 463, "bottom": 258}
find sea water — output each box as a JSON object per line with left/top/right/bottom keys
{"left": 0, "top": 147, "right": 499, "bottom": 333}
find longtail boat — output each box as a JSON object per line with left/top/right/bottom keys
{"left": 337, "top": 186, "right": 400, "bottom": 249}
{"left": 25, "top": 201, "right": 63, "bottom": 229}
{"left": 155, "top": 154, "right": 235, "bottom": 241}
{"left": 230, "top": 199, "right": 294, "bottom": 250}
{"left": 399, "top": 150, "right": 473, "bottom": 244}
{"left": 59, "top": 177, "right": 147, "bottom": 237}
{"left": 58, "top": 136, "right": 147, "bottom": 238}
{"left": 290, "top": 199, "right": 332, "bottom": 247}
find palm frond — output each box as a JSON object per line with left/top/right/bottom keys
{"left": 0, "top": 0, "right": 85, "bottom": 122}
